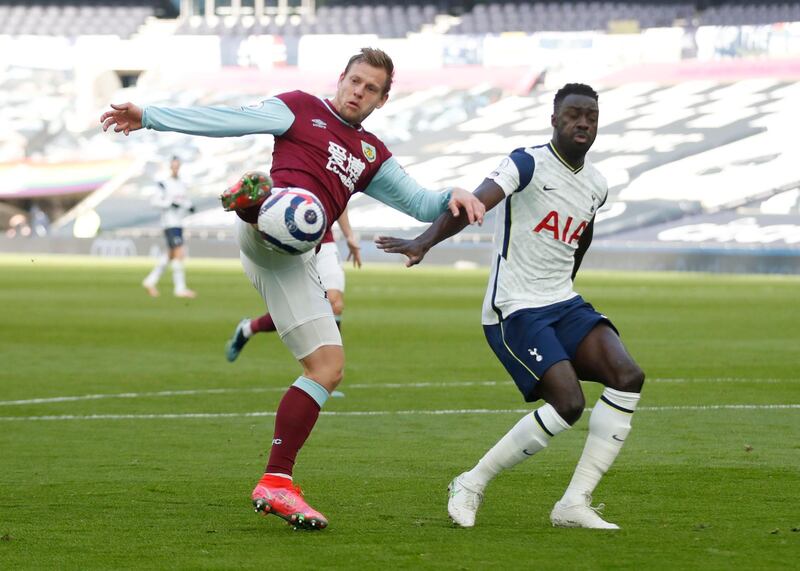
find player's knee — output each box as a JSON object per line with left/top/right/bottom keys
{"left": 321, "top": 374, "right": 343, "bottom": 393}
{"left": 612, "top": 364, "right": 645, "bottom": 393}
{"left": 326, "top": 365, "right": 344, "bottom": 390}
{"left": 308, "top": 362, "right": 344, "bottom": 391}
{"left": 552, "top": 391, "right": 585, "bottom": 425}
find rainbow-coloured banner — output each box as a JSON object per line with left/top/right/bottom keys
{"left": 0, "top": 158, "right": 133, "bottom": 199}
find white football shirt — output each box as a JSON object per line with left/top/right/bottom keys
{"left": 152, "top": 175, "right": 193, "bottom": 229}
{"left": 481, "top": 142, "right": 608, "bottom": 324}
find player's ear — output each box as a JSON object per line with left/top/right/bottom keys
{"left": 376, "top": 92, "right": 389, "bottom": 109}
{"left": 551, "top": 113, "right": 557, "bottom": 128}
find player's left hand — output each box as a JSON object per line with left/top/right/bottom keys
{"left": 448, "top": 188, "right": 485, "bottom": 225}
{"left": 375, "top": 236, "right": 428, "bottom": 267}
{"left": 345, "top": 235, "right": 362, "bottom": 268}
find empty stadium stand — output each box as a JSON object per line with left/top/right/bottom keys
{"left": 699, "top": 2, "right": 800, "bottom": 25}
{"left": 2, "top": 0, "right": 800, "bottom": 272}
{"left": 4, "top": 2, "right": 800, "bottom": 39}
{"left": 0, "top": 1, "right": 174, "bottom": 38}
{"left": 450, "top": 2, "right": 695, "bottom": 34}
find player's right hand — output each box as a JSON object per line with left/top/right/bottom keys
{"left": 100, "top": 102, "right": 143, "bottom": 136}
{"left": 375, "top": 236, "right": 428, "bottom": 268}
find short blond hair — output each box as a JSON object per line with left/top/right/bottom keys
{"left": 343, "top": 47, "right": 395, "bottom": 95}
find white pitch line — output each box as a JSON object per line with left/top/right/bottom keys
{"left": 0, "top": 381, "right": 501, "bottom": 407}
{"left": 0, "top": 404, "right": 798, "bottom": 422}
{"left": 0, "top": 378, "right": 796, "bottom": 407}
{"left": 647, "top": 378, "right": 797, "bottom": 384}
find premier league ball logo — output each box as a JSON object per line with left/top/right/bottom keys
{"left": 257, "top": 189, "right": 327, "bottom": 254}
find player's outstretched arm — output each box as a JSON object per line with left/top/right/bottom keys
{"left": 363, "top": 159, "right": 485, "bottom": 225}
{"left": 104, "top": 98, "right": 294, "bottom": 138}
{"left": 100, "top": 102, "right": 143, "bottom": 136}
{"left": 376, "top": 179, "right": 504, "bottom": 267}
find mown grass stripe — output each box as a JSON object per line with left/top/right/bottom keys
{"left": 1, "top": 403, "right": 798, "bottom": 421}
{"left": 1, "top": 378, "right": 797, "bottom": 406}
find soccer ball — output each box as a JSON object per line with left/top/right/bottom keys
{"left": 257, "top": 188, "right": 327, "bottom": 254}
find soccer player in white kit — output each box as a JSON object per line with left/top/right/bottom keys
{"left": 142, "top": 155, "right": 197, "bottom": 298}
{"left": 377, "top": 84, "right": 645, "bottom": 530}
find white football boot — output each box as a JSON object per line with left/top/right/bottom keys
{"left": 550, "top": 494, "right": 620, "bottom": 529}
{"left": 447, "top": 473, "right": 484, "bottom": 528}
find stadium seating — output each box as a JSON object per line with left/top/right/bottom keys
{"left": 175, "top": 4, "right": 440, "bottom": 38}
{"left": 2, "top": 0, "right": 800, "bottom": 264}
{"left": 7, "top": 69, "right": 790, "bottom": 240}
{"left": 168, "top": 2, "right": 800, "bottom": 38}
{"left": 4, "top": 2, "right": 800, "bottom": 39}
{"left": 699, "top": 2, "right": 800, "bottom": 26}
{"left": 448, "top": 2, "right": 696, "bottom": 34}
{"left": 0, "top": 3, "right": 158, "bottom": 38}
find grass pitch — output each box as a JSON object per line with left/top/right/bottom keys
{"left": 0, "top": 254, "right": 798, "bottom": 570}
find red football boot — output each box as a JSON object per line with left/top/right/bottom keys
{"left": 251, "top": 475, "right": 328, "bottom": 530}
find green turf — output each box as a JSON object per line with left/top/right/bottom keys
{"left": 0, "top": 255, "right": 798, "bottom": 570}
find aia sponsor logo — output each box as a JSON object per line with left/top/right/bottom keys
{"left": 533, "top": 211, "right": 587, "bottom": 244}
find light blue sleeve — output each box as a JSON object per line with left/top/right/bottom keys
{"left": 141, "top": 97, "right": 295, "bottom": 137}
{"left": 363, "top": 158, "right": 452, "bottom": 222}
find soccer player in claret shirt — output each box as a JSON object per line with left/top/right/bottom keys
{"left": 101, "top": 48, "right": 484, "bottom": 530}
{"left": 225, "top": 208, "right": 362, "bottom": 362}
{"left": 377, "top": 84, "right": 645, "bottom": 530}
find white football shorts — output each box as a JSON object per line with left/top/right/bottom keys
{"left": 236, "top": 218, "right": 342, "bottom": 359}
{"left": 316, "top": 241, "right": 345, "bottom": 292}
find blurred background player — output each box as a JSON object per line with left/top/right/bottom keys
{"left": 226, "top": 208, "right": 362, "bottom": 362}
{"left": 141, "top": 155, "right": 197, "bottom": 298}
{"left": 101, "top": 47, "right": 484, "bottom": 530}
{"left": 377, "top": 83, "right": 645, "bottom": 530}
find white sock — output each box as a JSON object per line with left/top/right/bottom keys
{"left": 143, "top": 255, "right": 168, "bottom": 287}
{"left": 560, "top": 387, "right": 640, "bottom": 505}
{"left": 465, "top": 403, "right": 570, "bottom": 489}
{"left": 242, "top": 320, "right": 253, "bottom": 338}
{"left": 171, "top": 259, "right": 187, "bottom": 293}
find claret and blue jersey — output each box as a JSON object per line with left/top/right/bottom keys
{"left": 141, "top": 90, "right": 452, "bottom": 233}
